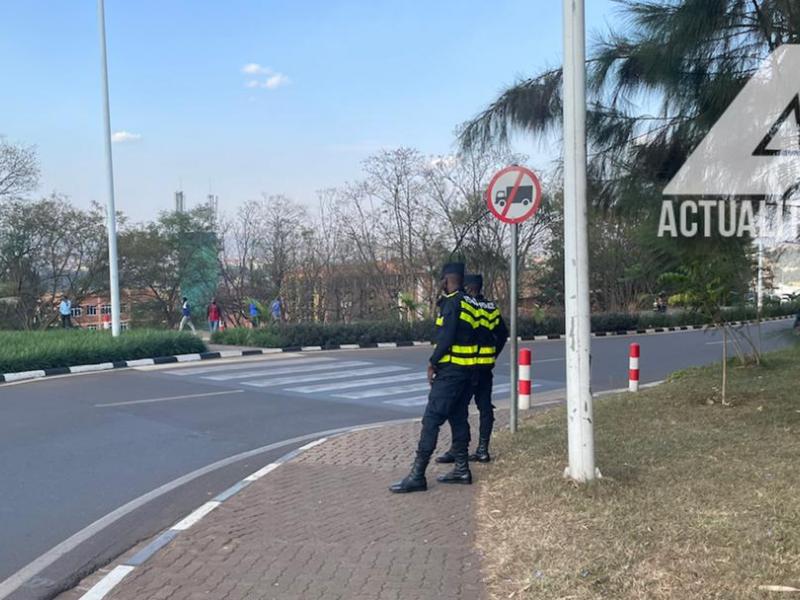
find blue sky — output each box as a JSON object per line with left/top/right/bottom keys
{"left": 1, "top": 0, "right": 618, "bottom": 221}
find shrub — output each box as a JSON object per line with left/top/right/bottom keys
{"left": 210, "top": 303, "right": 800, "bottom": 349}
{"left": 0, "top": 329, "right": 206, "bottom": 374}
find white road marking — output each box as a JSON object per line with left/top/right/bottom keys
{"left": 244, "top": 463, "right": 280, "bottom": 482}
{"left": 380, "top": 382, "right": 537, "bottom": 407}
{"left": 171, "top": 501, "right": 221, "bottom": 531}
{"left": 297, "top": 438, "right": 328, "bottom": 451}
{"left": 175, "top": 353, "right": 202, "bottom": 362}
{"left": 336, "top": 382, "right": 431, "bottom": 399}
{"left": 286, "top": 372, "right": 425, "bottom": 394}
{"left": 95, "top": 390, "right": 244, "bottom": 408}
{"left": 202, "top": 360, "right": 370, "bottom": 381}
{"left": 125, "top": 358, "right": 154, "bottom": 367}
{"left": 78, "top": 565, "right": 135, "bottom": 600}
{"left": 166, "top": 357, "right": 334, "bottom": 376}
{"left": 383, "top": 397, "right": 429, "bottom": 407}
{"left": 243, "top": 366, "right": 408, "bottom": 388}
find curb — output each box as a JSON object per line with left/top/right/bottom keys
{"left": 1, "top": 315, "right": 793, "bottom": 385}
{"left": 73, "top": 420, "right": 403, "bottom": 600}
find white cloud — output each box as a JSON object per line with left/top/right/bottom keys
{"left": 241, "top": 63, "right": 289, "bottom": 90}
{"left": 264, "top": 73, "right": 290, "bottom": 89}
{"left": 111, "top": 131, "right": 141, "bottom": 143}
{"left": 241, "top": 63, "right": 272, "bottom": 75}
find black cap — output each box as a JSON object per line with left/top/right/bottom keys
{"left": 464, "top": 274, "right": 483, "bottom": 290}
{"left": 440, "top": 262, "right": 465, "bottom": 279}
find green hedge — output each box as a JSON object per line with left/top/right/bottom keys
{"left": 0, "top": 329, "right": 206, "bottom": 374}
{"left": 212, "top": 303, "right": 800, "bottom": 349}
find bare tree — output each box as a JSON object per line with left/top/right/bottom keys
{"left": 0, "top": 137, "right": 39, "bottom": 200}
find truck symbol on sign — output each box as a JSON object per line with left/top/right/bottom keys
{"left": 495, "top": 185, "right": 534, "bottom": 208}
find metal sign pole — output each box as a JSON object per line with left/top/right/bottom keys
{"left": 509, "top": 222, "right": 519, "bottom": 434}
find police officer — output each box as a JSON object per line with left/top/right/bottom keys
{"left": 389, "top": 262, "right": 479, "bottom": 493}
{"left": 436, "top": 273, "right": 508, "bottom": 464}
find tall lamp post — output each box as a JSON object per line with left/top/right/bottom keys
{"left": 562, "top": 0, "right": 595, "bottom": 482}
{"left": 98, "top": 0, "right": 122, "bottom": 337}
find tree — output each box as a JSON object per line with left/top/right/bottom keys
{"left": 120, "top": 206, "right": 217, "bottom": 327}
{"left": 0, "top": 137, "right": 39, "bottom": 200}
{"left": 0, "top": 197, "right": 108, "bottom": 329}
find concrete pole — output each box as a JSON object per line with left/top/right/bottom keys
{"left": 509, "top": 223, "right": 519, "bottom": 433}
{"left": 562, "top": 0, "right": 595, "bottom": 482}
{"left": 98, "top": 0, "right": 122, "bottom": 337}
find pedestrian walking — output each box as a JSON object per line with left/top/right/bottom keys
{"left": 436, "top": 274, "right": 508, "bottom": 464}
{"left": 249, "top": 301, "right": 260, "bottom": 328}
{"left": 59, "top": 295, "right": 72, "bottom": 329}
{"left": 389, "top": 262, "right": 479, "bottom": 493}
{"left": 270, "top": 297, "right": 282, "bottom": 323}
{"left": 207, "top": 299, "right": 222, "bottom": 333}
{"left": 178, "top": 297, "right": 196, "bottom": 333}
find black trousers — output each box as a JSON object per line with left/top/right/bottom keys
{"left": 473, "top": 369, "right": 495, "bottom": 441}
{"left": 416, "top": 367, "right": 472, "bottom": 463}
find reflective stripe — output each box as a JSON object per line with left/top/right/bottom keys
{"left": 451, "top": 344, "right": 478, "bottom": 354}
{"left": 476, "top": 357, "right": 495, "bottom": 365}
{"left": 435, "top": 316, "right": 443, "bottom": 326}
{"left": 459, "top": 312, "right": 478, "bottom": 327}
{"left": 479, "top": 346, "right": 496, "bottom": 355}
{"left": 438, "top": 355, "right": 478, "bottom": 366}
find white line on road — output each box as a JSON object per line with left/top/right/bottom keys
{"left": 95, "top": 390, "right": 245, "bottom": 408}
{"left": 166, "top": 357, "right": 335, "bottom": 376}
{"left": 243, "top": 366, "right": 409, "bottom": 388}
{"left": 171, "top": 501, "right": 221, "bottom": 531}
{"left": 78, "top": 565, "right": 135, "bottom": 600}
{"left": 286, "top": 372, "right": 425, "bottom": 394}
{"left": 201, "top": 360, "right": 370, "bottom": 381}
{"left": 337, "top": 382, "right": 432, "bottom": 399}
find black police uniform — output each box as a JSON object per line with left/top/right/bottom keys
{"left": 437, "top": 274, "right": 508, "bottom": 463}
{"left": 389, "top": 264, "right": 479, "bottom": 493}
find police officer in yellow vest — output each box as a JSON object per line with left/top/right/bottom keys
{"left": 390, "top": 262, "right": 479, "bottom": 493}
{"left": 436, "top": 273, "right": 508, "bottom": 464}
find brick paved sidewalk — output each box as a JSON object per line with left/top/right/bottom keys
{"left": 67, "top": 418, "right": 498, "bottom": 600}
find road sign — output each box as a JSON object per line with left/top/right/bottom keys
{"left": 486, "top": 165, "right": 542, "bottom": 224}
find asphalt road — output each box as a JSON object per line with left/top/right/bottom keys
{"left": 0, "top": 320, "right": 795, "bottom": 599}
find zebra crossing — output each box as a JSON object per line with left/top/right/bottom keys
{"left": 161, "top": 355, "right": 540, "bottom": 408}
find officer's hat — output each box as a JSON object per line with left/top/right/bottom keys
{"left": 464, "top": 274, "right": 483, "bottom": 290}
{"left": 440, "top": 262, "right": 465, "bottom": 279}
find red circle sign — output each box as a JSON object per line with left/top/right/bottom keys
{"left": 485, "top": 165, "right": 542, "bottom": 224}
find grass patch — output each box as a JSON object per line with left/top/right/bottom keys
{"left": 0, "top": 329, "right": 206, "bottom": 373}
{"left": 479, "top": 343, "right": 800, "bottom": 599}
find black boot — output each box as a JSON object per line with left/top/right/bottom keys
{"left": 468, "top": 438, "right": 491, "bottom": 463}
{"left": 437, "top": 450, "right": 472, "bottom": 485}
{"left": 435, "top": 448, "right": 455, "bottom": 464}
{"left": 389, "top": 456, "right": 429, "bottom": 493}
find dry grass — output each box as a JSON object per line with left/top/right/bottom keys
{"left": 477, "top": 341, "right": 800, "bottom": 599}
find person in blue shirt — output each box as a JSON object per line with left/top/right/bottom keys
{"left": 271, "top": 298, "right": 282, "bottom": 323}
{"left": 178, "top": 297, "right": 196, "bottom": 333}
{"left": 249, "top": 301, "right": 260, "bottom": 328}
{"left": 59, "top": 296, "right": 72, "bottom": 328}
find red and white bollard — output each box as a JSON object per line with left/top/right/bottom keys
{"left": 629, "top": 343, "right": 640, "bottom": 392}
{"left": 518, "top": 348, "right": 532, "bottom": 410}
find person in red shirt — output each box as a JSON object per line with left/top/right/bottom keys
{"left": 207, "top": 299, "right": 222, "bottom": 333}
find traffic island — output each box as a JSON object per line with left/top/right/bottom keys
{"left": 475, "top": 343, "right": 800, "bottom": 599}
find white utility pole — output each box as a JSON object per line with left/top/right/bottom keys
{"left": 562, "top": 0, "right": 595, "bottom": 482}
{"left": 98, "top": 0, "right": 122, "bottom": 337}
